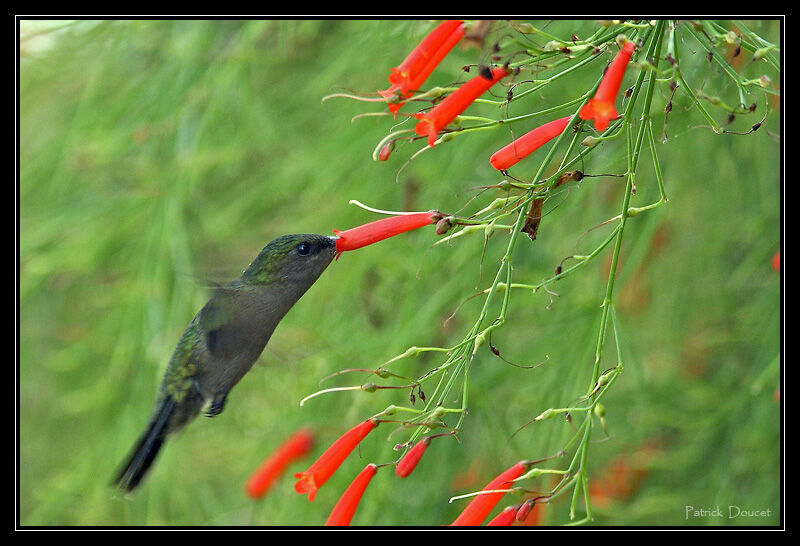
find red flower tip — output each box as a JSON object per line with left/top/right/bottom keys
{"left": 293, "top": 419, "right": 377, "bottom": 502}
{"left": 395, "top": 437, "right": 431, "bottom": 478}
{"left": 245, "top": 428, "right": 314, "bottom": 500}
{"left": 324, "top": 464, "right": 378, "bottom": 526}
{"left": 414, "top": 67, "right": 509, "bottom": 147}
{"left": 333, "top": 211, "right": 440, "bottom": 253}
{"left": 771, "top": 250, "right": 780, "bottom": 271}
{"left": 579, "top": 39, "right": 635, "bottom": 132}
{"left": 514, "top": 499, "right": 535, "bottom": 522}
{"left": 451, "top": 461, "right": 528, "bottom": 526}
{"left": 515, "top": 498, "right": 545, "bottom": 526}
{"left": 578, "top": 98, "right": 618, "bottom": 132}
{"left": 489, "top": 116, "right": 572, "bottom": 171}
{"left": 486, "top": 504, "right": 519, "bottom": 526}
{"left": 378, "top": 142, "right": 394, "bottom": 161}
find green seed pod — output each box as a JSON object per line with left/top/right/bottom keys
{"left": 594, "top": 402, "right": 606, "bottom": 419}
{"left": 535, "top": 408, "right": 557, "bottom": 421}
{"left": 753, "top": 46, "right": 772, "bottom": 61}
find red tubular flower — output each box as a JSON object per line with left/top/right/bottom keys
{"left": 772, "top": 251, "right": 780, "bottom": 271}
{"left": 489, "top": 116, "right": 572, "bottom": 171}
{"left": 324, "top": 464, "right": 378, "bottom": 526}
{"left": 245, "top": 428, "right": 314, "bottom": 500}
{"left": 333, "top": 211, "right": 440, "bottom": 254}
{"left": 294, "top": 419, "right": 377, "bottom": 502}
{"left": 395, "top": 437, "right": 431, "bottom": 478}
{"left": 414, "top": 67, "right": 509, "bottom": 147}
{"left": 387, "top": 20, "right": 464, "bottom": 96}
{"left": 380, "top": 21, "right": 465, "bottom": 115}
{"left": 579, "top": 40, "right": 636, "bottom": 132}
{"left": 486, "top": 504, "right": 519, "bottom": 526}
{"left": 450, "top": 461, "right": 528, "bottom": 526}
{"left": 403, "top": 27, "right": 465, "bottom": 92}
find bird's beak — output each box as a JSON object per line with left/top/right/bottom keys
{"left": 327, "top": 236, "right": 341, "bottom": 261}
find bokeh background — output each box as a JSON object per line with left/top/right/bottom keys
{"left": 19, "top": 19, "right": 782, "bottom": 526}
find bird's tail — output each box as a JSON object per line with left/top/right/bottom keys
{"left": 114, "top": 397, "right": 177, "bottom": 493}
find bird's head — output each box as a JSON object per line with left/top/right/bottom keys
{"left": 242, "top": 234, "right": 338, "bottom": 287}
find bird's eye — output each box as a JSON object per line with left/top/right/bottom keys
{"left": 296, "top": 242, "right": 311, "bottom": 256}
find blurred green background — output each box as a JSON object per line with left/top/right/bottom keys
{"left": 19, "top": 19, "right": 781, "bottom": 527}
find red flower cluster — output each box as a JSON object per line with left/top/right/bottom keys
{"left": 286, "top": 419, "right": 445, "bottom": 525}
{"left": 305, "top": 27, "right": 647, "bottom": 527}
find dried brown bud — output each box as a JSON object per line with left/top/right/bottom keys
{"left": 435, "top": 217, "right": 454, "bottom": 235}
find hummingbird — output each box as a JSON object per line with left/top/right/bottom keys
{"left": 114, "top": 233, "right": 338, "bottom": 493}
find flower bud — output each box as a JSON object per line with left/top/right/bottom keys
{"left": 378, "top": 142, "right": 394, "bottom": 161}
{"left": 436, "top": 216, "right": 454, "bottom": 235}
{"left": 395, "top": 437, "right": 431, "bottom": 478}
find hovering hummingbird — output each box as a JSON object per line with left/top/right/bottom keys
{"left": 114, "top": 234, "right": 338, "bottom": 493}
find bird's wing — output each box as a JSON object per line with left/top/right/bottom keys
{"left": 196, "top": 286, "right": 242, "bottom": 359}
